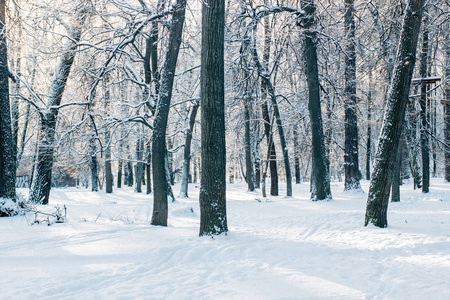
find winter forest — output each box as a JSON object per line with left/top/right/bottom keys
{"left": 1, "top": 0, "right": 450, "bottom": 298}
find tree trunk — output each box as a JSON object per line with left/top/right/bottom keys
{"left": 179, "top": 100, "right": 199, "bottom": 198}
{"left": 244, "top": 98, "right": 255, "bottom": 191}
{"left": 344, "top": 0, "right": 360, "bottom": 191}
{"left": 261, "top": 10, "right": 278, "bottom": 196}
{"left": 366, "top": 72, "right": 373, "bottom": 180}
{"left": 151, "top": 0, "right": 186, "bottom": 226}
{"left": 127, "top": 159, "right": 133, "bottom": 187}
{"left": 300, "top": 0, "right": 331, "bottom": 201}
{"left": 445, "top": 21, "right": 450, "bottom": 182}
{"left": 293, "top": 124, "right": 301, "bottom": 184}
{"left": 90, "top": 135, "right": 98, "bottom": 192}
{"left": 419, "top": 12, "right": 430, "bottom": 193}
{"left": 391, "top": 143, "right": 401, "bottom": 202}
{"left": 135, "top": 138, "right": 143, "bottom": 193}
{"left": 29, "top": 3, "right": 87, "bottom": 204}
{"left": 104, "top": 76, "right": 113, "bottom": 194}
{"left": 0, "top": 0, "right": 15, "bottom": 200}
{"left": 364, "top": 0, "right": 425, "bottom": 228}
{"left": 117, "top": 158, "right": 123, "bottom": 188}
{"left": 199, "top": 0, "right": 228, "bottom": 236}
{"left": 146, "top": 143, "right": 152, "bottom": 194}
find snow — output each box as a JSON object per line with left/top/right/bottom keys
{"left": 1, "top": 179, "right": 449, "bottom": 299}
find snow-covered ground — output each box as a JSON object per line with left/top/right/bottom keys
{"left": 1, "top": 178, "right": 449, "bottom": 300}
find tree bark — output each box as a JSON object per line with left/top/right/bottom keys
{"left": 0, "top": 0, "right": 15, "bottom": 200}
{"left": 293, "top": 124, "right": 301, "bottom": 184}
{"left": 244, "top": 98, "right": 255, "bottom": 191}
{"left": 199, "top": 0, "right": 228, "bottom": 236}
{"left": 179, "top": 101, "right": 199, "bottom": 198}
{"left": 344, "top": 0, "right": 360, "bottom": 190}
{"left": 300, "top": 0, "right": 331, "bottom": 201}
{"left": 419, "top": 12, "right": 430, "bottom": 193}
{"left": 29, "top": 3, "right": 88, "bottom": 204}
{"left": 364, "top": 0, "right": 425, "bottom": 228}
{"left": 445, "top": 21, "right": 450, "bottom": 182}
{"left": 151, "top": 0, "right": 186, "bottom": 226}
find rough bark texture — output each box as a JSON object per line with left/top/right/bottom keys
{"left": 199, "top": 0, "right": 228, "bottom": 236}
{"left": 135, "top": 138, "right": 143, "bottom": 193}
{"left": 419, "top": 13, "right": 430, "bottom": 193}
{"left": 179, "top": 101, "right": 199, "bottom": 198}
{"left": 151, "top": 0, "right": 186, "bottom": 226}
{"left": 29, "top": 3, "right": 87, "bottom": 204}
{"left": 445, "top": 23, "right": 450, "bottom": 182}
{"left": 301, "top": 0, "right": 331, "bottom": 201}
{"left": 364, "top": 0, "right": 425, "bottom": 228}
{"left": 366, "top": 74, "right": 372, "bottom": 180}
{"left": 244, "top": 98, "right": 255, "bottom": 191}
{"left": 344, "top": 0, "right": 360, "bottom": 191}
{"left": 293, "top": 124, "right": 301, "bottom": 184}
{"left": 0, "top": 0, "right": 15, "bottom": 200}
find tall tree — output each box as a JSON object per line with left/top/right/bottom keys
{"left": 419, "top": 11, "right": 430, "bottom": 193}
{"left": 445, "top": 19, "right": 450, "bottom": 182}
{"left": 151, "top": 0, "right": 186, "bottom": 226}
{"left": 300, "top": 0, "right": 331, "bottom": 201}
{"left": 344, "top": 0, "right": 360, "bottom": 190}
{"left": 29, "top": 1, "right": 89, "bottom": 204}
{"left": 0, "top": 0, "right": 15, "bottom": 200}
{"left": 199, "top": 0, "right": 227, "bottom": 236}
{"left": 364, "top": 0, "right": 426, "bottom": 228}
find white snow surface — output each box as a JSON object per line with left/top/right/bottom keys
{"left": 1, "top": 179, "right": 449, "bottom": 300}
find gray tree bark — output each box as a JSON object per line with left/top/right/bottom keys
{"left": 151, "top": 0, "right": 186, "bottom": 226}
{"left": 300, "top": 0, "right": 331, "bottom": 201}
{"left": 364, "top": 0, "right": 425, "bottom": 228}
{"left": 0, "top": 0, "right": 15, "bottom": 200}
{"left": 199, "top": 0, "right": 228, "bottom": 236}
{"left": 29, "top": 2, "right": 88, "bottom": 204}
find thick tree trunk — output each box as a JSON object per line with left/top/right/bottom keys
{"left": 89, "top": 135, "right": 98, "bottom": 192}
{"left": 199, "top": 0, "right": 228, "bottom": 236}
{"left": 29, "top": 3, "right": 87, "bottom": 204}
{"left": 0, "top": 0, "right": 15, "bottom": 200}
{"left": 366, "top": 73, "right": 372, "bottom": 180}
{"left": 179, "top": 101, "right": 199, "bottom": 198}
{"left": 146, "top": 143, "right": 152, "bottom": 194}
{"left": 419, "top": 13, "right": 430, "bottom": 193}
{"left": 117, "top": 158, "right": 122, "bottom": 188}
{"left": 300, "top": 0, "right": 331, "bottom": 201}
{"left": 151, "top": 0, "right": 186, "bottom": 226}
{"left": 127, "top": 160, "right": 133, "bottom": 187}
{"left": 391, "top": 144, "right": 401, "bottom": 202}
{"left": 344, "top": 0, "right": 360, "bottom": 191}
{"left": 364, "top": 0, "right": 425, "bottom": 228}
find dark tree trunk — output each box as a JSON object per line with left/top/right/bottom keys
{"left": 199, "top": 0, "right": 228, "bottom": 236}
{"left": 146, "top": 143, "right": 152, "bottom": 194}
{"left": 344, "top": 0, "right": 360, "bottom": 191}
{"left": 293, "top": 124, "right": 301, "bottom": 184}
{"left": 364, "top": 0, "right": 425, "bottom": 228}
{"left": 419, "top": 12, "right": 430, "bottom": 193}
{"left": 391, "top": 144, "right": 401, "bottom": 202}
{"left": 244, "top": 98, "right": 255, "bottom": 191}
{"left": 104, "top": 77, "right": 113, "bottom": 194}
{"left": 261, "top": 102, "right": 278, "bottom": 195}
{"left": 300, "top": 0, "right": 331, "bottom": 201}
{"left": 127, "top": 160, "right": 133, "bottom": 187}
{"left": 151, "top": 0, "right": 186, "bottom": 226}
{"left": 366, "top": 73, "right": 372, "bottom": 180}
{"left": 29, "top": 4, "right": 87, "bottom": 204}
{"left": 261, "top": 12, "right": 278, "bottom": 196}
{"left": 90, "top": 136, "right": 98, "bottom": 192}
{"left": 179, "top": 101, "right": 199, "bottom": 198}
{"left": 405, "top": 100, "right": 422, "bottom": 189}
{"left": 445, "top": 23, "right": 450, "bottom": 182}
{"left": 117, "top": 158, "right": 123, "bottom": 188}
{"left": 135, "top": 138, "right": 143, "bottom": 193}
{"left": 0, "top": 0, "right": 15, "bottom": 200}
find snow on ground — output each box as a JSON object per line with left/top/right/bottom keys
{"left": 1, "top": 178, "right": 449, "bottom": 300}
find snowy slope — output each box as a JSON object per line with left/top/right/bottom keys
{"left": 1, "top": 179, "right": 449, "bottom": 300}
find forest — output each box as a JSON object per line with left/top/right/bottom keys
{"left": 1, "top": 0, "right": 450, "bottom": 298}
{"left": 1, "top": 0, "right": 449, "bottom": 228}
